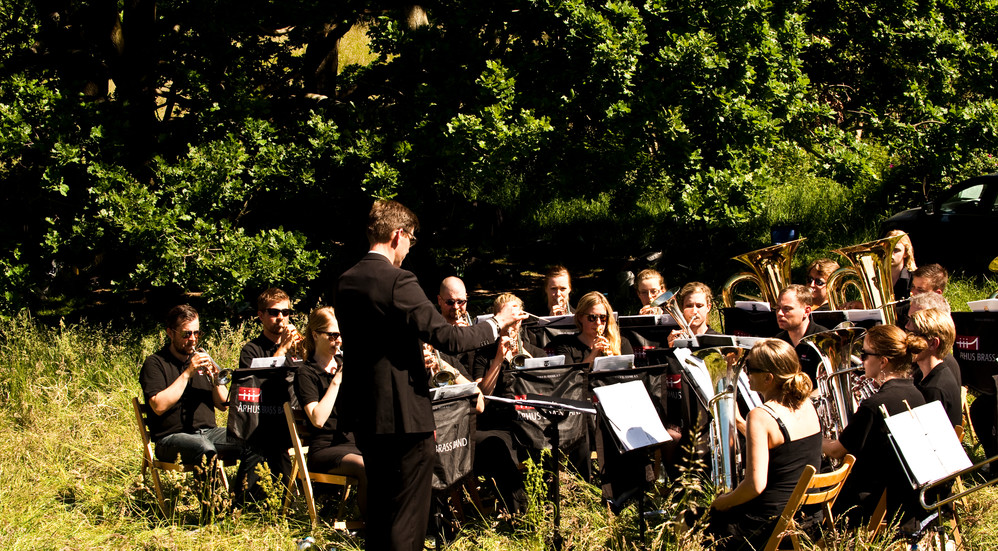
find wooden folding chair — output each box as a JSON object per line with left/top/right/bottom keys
{"left": 764, "top": 454, "right": 856, "bottom": 551}
{"left": 281, "top": 402, "right": 363, "bottom": 530}
{"left": 131, "top": 397, "right": 229, "bottom": 515}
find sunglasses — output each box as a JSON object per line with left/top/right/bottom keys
{"left": 746, "top": 367, "right": 769, "bottom": 374}
{"left": 266, "top": 308, "right": 294, "bottom": 317}
{"left": 806, "top": 276, "right": 826, "bottom": 287}
{"left": 174, "top": 330, "right": 201, "bottom": 339}
{"left": 445, "top": 299, "right": 468, "bottom": 307}
{"left": 859, "top": 349, "right": 880, "bottom": 361}
{"left": 586, "top": 314, "right": 609, "bottom": 323}
{"left": 315, "top": 330, "right": 341, "bottom": 340}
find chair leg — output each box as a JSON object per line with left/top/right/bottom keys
{"left": 149, "top": 466, "right": 169, "bottom": 516}
{"left": 302, "top": 475, "right": 319, "bottom": 529}
{"left": 335, "top": 482, "right": 352, "bottom": 523}
{"left": 215, "top": 460, "right": 230, "bottom": 492}
{"left": 281, "top": 462, "right": 300, "bottom": 515}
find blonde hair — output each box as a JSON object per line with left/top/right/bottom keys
{"left": 865, "top": 324, "right": 927, "bottom": 375}
{"left": 492, "top": 292, "right": 524, "bottom": 315}
{"left": 635, "top": 269, "right": 665, "bottom": 289}
{"left": 678, "top": 281, "right": 713, "bottom": 308}
{"left": 807, "top": 258, "right": 840, "bottom": 279}
{"left": 574, "top": 291, "right": 621, "bottom": 355}
{"left": 302, "top": 306, "right": 338, "bottom": 357}
{"left": 745, "top": 339, "right": 812, "bottom": 409}
{"left": 886, "top": 230, "right": 917, "bottom": 271}
{"left": 909, "top": 308, "right": 956, "bottom": 359}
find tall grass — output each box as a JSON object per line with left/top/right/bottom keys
{"left": 0, "top": 288, "right": 994, "bottom": 550}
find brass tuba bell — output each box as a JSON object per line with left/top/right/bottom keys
{"left": 721, "top": 238, "right": 805, "bottom": 308}
{"left": 825, "top": 234, "right": 904, "bottom": 325}
{"left": 692, "top": 346, "right": 750, "bottom": 493}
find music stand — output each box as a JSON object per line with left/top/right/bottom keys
{"left": 485, "top": 394, "right": 596, "bottom": 551}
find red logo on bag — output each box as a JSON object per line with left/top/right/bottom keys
{"left": 955, "top": 336, "right": 979, "bottom": 351}
{"left": 238, "top": 387, "right": 262, "bottom": 403}
{"left": 665, "top": 373, "right": 682, "bottom": 390}
{"left": 514, "top": 394, "right": 534, "bottom": 411}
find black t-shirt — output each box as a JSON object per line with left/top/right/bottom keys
{"left": 836, "top": 378, "right": 927, "bottom": 522}
{"left": 548, "top": 332, "right": 634, "bottom": 365}
{"left": 240, "top": 333, "right": 280, "bottom": 370}
{"left": 941, "top": 353, "right": 961, "bottom": 388}
{"left": 293, "top": 356, "right": 348, "bottom": 448}
{"left": 139, "top": 345, "right": 218, "bottom": 441}
{"left": 775, "top": 320, "right": 828, "bottom": 388}
{"left": 914, "top": 364, "right": 962, "bottom": 427}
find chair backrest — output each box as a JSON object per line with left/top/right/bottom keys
{"left": 764, "top": 454, "right": 856, "bottom": 551}
{"left": 132, "top": 397, "right": 157, "bottom": 463}
{"left": 283, "top": 402, "right": 310, "bottom": 467}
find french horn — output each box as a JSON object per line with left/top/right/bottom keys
{"left": 722, "top": 238, "right": 805, "bottom": 308}
{"left": 825, "top": 234, "right": 904, "bottom": 324}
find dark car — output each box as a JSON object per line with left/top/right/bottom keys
{"left": 882, "top": 173, "right": 998, "bottom": 271}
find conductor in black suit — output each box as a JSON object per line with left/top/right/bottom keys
{"left": 336, "top": 200, "right": 525, "bottom": 551}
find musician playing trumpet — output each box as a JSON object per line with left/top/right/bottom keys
{"left": 549, "top": 291, "right": 633, "bottom": 365}
{"left": 708, "top": 339, "right": 821, "bottom": 551}
{"left": 421, "top": 342, "right": 485, "bottom": 412}
{"left": 666, "top": 282, "right": 719, "bottom": 347}
{"left": 240, "top": 287, "right": 304, "bottom": 370}
{"left": 544, "top": 265, "right": 574, "bottom": 316}
{"left": 635, "top": 269, "right": 666, "bottom": 315}
{"left": 437, "top": 276, "right": 472, "bottom": 326}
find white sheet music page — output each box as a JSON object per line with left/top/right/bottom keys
{"left": 884, "top": 400, "right": 972, "bottom": 486}
{"left": 249, "top": 356, "right": 286, "bottom": 368}
{"left": 593, "top": 380, "right": 672, "bottom": 451}
{"left": 673, "top": 348, "right": 715, "bottom": 402}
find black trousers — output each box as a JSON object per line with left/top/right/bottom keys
{"left": 357, "top": 432, "right": 436, "bottom": 551}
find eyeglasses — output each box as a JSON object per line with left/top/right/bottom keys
{"left": 859, "top": 349, "right": 881, "bottom": 361}
{"left": 746, "top": 367, "right": 768, "bottom": 374}
{"left": 402, "top": 229, "right": 418, "bottom": 246}
{"left": 586, "top": 314, "right": 609, "bottom": 323}
{"left": 445, "top": 299, "right": 468, "bottom": 307}
{"left": 266, "top": 308, "right": 294, "bottom": 317}
{"left": 173, "top": 330, "right": 201, "bottom": 339}
{"left": 315, "top": 331, "right": 341, "bottom": 340}
{"left": 806, "top": 276, "right": 826, "bottom": 287}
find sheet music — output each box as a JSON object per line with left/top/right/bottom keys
{"left": 845, "top": 309, "right": 885, "bottom": 324}
{"left": 673, "top": 348, "right": 715, "bottom": 402}
{"left": 968, "top": 299, "right": 998, "bottom": 312}
{"left": 593, "top": 381, "right": 672, "bottom": 451}
{"left": 250, "top": 356, "right": 287, "bottom": 368}
{"left": 735, "top": 301, "right": 771, "bottom": 312}
{"left": 430, "top": 382, "right": 479, "bottom": 401}
{"left": 520, "top": 355, "right": 566, "bottom": 369}
{"left": 737, "top": 370, "right": 763, "bottom": 409}
{"left": 592, "top": 354, "right": 635, "bottom": 372}
{"left": 884, "top": 400, "right": 972, "bottom": 487}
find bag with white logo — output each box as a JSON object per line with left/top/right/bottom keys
{"left": 226, "top": 366, "right": 296, "bottom": 449}
{"left": 431, "top": 395, "right": 477, "bottom": 491}
{"left": 508, "top": 364, "right": 589, "bottom": 452}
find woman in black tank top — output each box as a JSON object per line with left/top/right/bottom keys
{"left": 708, "top": 339, "right": 822, "bottom": 551}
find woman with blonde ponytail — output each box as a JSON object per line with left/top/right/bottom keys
{"left": 823, "top": 324, "right": 926, "bottom": 526}
{"left": 708, "top": 339, "right": 821, "bottom": 550}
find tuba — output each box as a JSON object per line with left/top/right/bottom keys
{"left": 801, "top": 326, "right": 866, "bottom": 442}
{"left": 692, "top": 346, "right": 749, "bottom": 492}
{"left": 722, "top": 239, "right": 806, "bottom": 308}
{"left": 825, "top": 235, "right": 904, "bottom": 325}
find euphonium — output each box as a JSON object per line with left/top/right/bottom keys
{"left": 825, "top": 234, "right": 904, "bottom": 325}
{"left": 801, "top": 326, "right": 866, "bottom": 442}
{"left": 693, "top": 346, "right": 749, "bottom": 492}
{"left": 721, "top": 238, "right": 806, "bottom": 308}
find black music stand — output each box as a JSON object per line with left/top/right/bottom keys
{"left": 486, "top": 394, "right": 596, "bottom": 551}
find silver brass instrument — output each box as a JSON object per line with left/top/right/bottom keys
{"left": 692, "top": 346, "right": 749, "bottom": 492}
{"left": 722, "top": 238, "right": 805, "bottom": 308}
{"left": 825, "top": 234, "right": 904, "bottom": 325}
{"left": 660, "top": 288, "right": 696, "bottom": 342}
{"left": 801, "top": 327, "right": 866, "bottom": 441}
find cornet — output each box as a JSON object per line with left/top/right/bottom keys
{"left": 191, "top": 348, "right": 232, "bottom": 386}
{"left": 510, "top": 327, "right": 533, "bottom": 367}
{"left": 424, "top": 344, "right": 459, "bottom": 387}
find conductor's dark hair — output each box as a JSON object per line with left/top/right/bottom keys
{"left": 367, "top": 200, "right": 420, "bottom": 245}
{"left": 166, "top": 304, "right": 199, "bottom": 329}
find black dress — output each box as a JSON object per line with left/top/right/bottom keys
{"left": 293, "top": 356, "right": 361, "bottom": 472}
{"left": 709, "top": 405, "right": 822, "bottom": 551}
{"left": 834, "top": 378, "right": 927, "bottom": 525}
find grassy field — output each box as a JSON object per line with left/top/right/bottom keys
{"left": 2, "top": 274, "right": 997, "bottom": 550}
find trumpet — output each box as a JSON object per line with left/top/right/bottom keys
{"left": 284, "top": 323, "right": 305, "bottom": 358}
{"left": 510, "top": 327, "right": 532, "bottom": 367}
{"left": 424, "top": 344, "right": 459, "bottom": 387}
{"left": 551, "top": 295, "right": 570, "bottom": 316}
{"left": 191, "top": 348, "right": 232, "bottom": 386}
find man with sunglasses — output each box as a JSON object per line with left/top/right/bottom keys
{"left": 805, "top": 258, "right": 839, "bottom": 311}
{"left": 239, "top": 287, "right": 304, "bottom": 370}
{"left": 437, "top": 276, "right": 471, "bottom": 326}
{"left": 139, "top": 304, "right": 264, "bottom": 499}
{"left": 336, "top": 200, "right": 526, "bottom": 551}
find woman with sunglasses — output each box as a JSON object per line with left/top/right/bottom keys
{"left": 823, "top": 324, "right": 926, "bottom": 526}
{"left": 549, "top": 291, "right": 633, "bottom": 365}
{"left": 293, "top": 306, "right": 367, "bottom": 513}
{"left": 708, "top": 339, "right": 821, "bottom": 550}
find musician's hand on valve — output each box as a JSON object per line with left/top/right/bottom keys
{"left": 639, "top": 305, "right": 664, "bottom": 315}
{"left": 495, "top": 335, "right": 514, "bottom": 361}
{"left": 422, "top": 345, "right": 438, "bottom": 372}
{"left": 667, "top": 329, "right": 683, "bottom": 348}
{"left": 276, "top": 324, "right": 302, "bottom": 355}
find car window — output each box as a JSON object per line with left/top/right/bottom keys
{"left": 939, "top": 183, "right": 986, "bottom": 214}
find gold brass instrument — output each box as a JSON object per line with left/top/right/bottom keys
{"left": 721, "top": 238, "right": 806, "bottom": 308}
{"left": 693, "top": 346, "right": 749, "bottom": 492}
{"left": 825, "top": 234, "right": 904, "bottom": 325}
{"left": 510, "top": 326, "right": 532, "bottom": 367}
{"left": 424, "top": 344, "right": 459, "bottom": 387}
{"left": 801, "top": 326, "right": 867, "bottom": 442}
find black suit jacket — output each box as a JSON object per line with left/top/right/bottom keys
{"left": 336, "top": 252, "right": 496, "bottom": 435}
